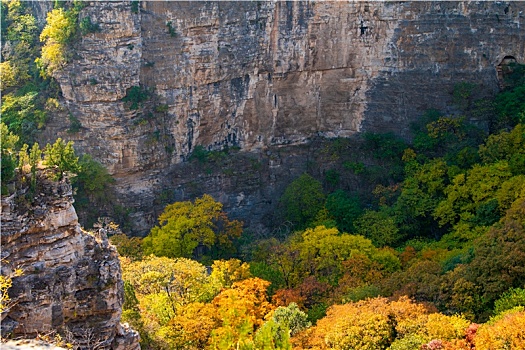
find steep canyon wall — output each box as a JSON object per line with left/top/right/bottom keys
{"left": 41, "top": 1, "right": 525, "bottom": 234}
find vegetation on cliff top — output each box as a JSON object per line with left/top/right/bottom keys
{"left": 1, "top": 0, "right": 114, "bottom": 225}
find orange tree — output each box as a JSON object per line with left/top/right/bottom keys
{"left": 293, "top": 296, "right": 470, "bottom": 350}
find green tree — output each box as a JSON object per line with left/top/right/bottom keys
{"left": 43, "top": 138, "right": 80, "bottom": 179}
{"left": 279, "top": 173, "right": 325, "bottom": 230}
{"left": 0, "top": 123, "right": 19, "bottom": 193}
{"left": 325, "top": 190, "right": 362, "bottom": 233}
{"left": 18, "top": 143, "right": 30, "bottom": 172}
{"left": 478, "top": 124, "right": 525, "bottom": 165}
{"left": 296, "top": 226, "right": 399, "bottom": 285}
{"left": 252, "top": 319, "right": 291, "bottom": 350}
{"left": 363, "top": 132, "right": 407, "bottom": 163}
{"left": 355, "top": 209, "right": 401, "bottom": 247}
{"left": 109, "top": 233, "right": 143, "bottom": 261}
{"left": 28, "top": 142, "right": 42, "bottom": 189}
{"left": 465, "top": 193, "right": 525, "bottom": 318}
{"left": 121, "top": 280, "right": 146, "bottom": 342}
{"left": 1, "top": 91, "right": 47, "bottom": 144}
{"left": 495, "top": 85, "right": 525, "bottom": 125}
{"left": 494, "top": 288, "right": 525, "bottom": 316}
{"left": 393, "top": 158, "right": 449, "bottom": 240}
{"left": 434, "top": 162, "right": 511, "bottom": 228}
{"left": 271, "top": 302, "right": 311, "bottom": 336}
{"left": 73, "top": 155, "right": 115, "bottom": 225}
{"left": 76, "top": 155, "right": 113, "bottom": 195}
{"left": 1, "top": 0, "right": 38, "bottom": 91}
{"left": 142, "top": 194, "right": 243, "bottom": 260}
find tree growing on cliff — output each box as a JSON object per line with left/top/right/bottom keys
{"left": 0, "top": 123, "right": 19, "bottom": 193}
{"left": 36, "top": 7, "right": 75, "bottom": 76}
{"left": 142, "top": 194, "right": 243, "bottom": 261}
{"left": 43, "top": 138, "right": 80, "bottom": 179}
{"left": 0, "top": 260, "right": 23, "bottom": 318}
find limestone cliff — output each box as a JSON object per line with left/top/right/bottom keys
{"left": 38, "top": 1, "right": 525, "bottom": 234}
{"left": 0, "top": 170, "right": 140, "bottom": 350}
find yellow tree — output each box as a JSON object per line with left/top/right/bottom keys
{"left": 143, "top": 194, "right": 242, "bottom": 260}
{"left": 210, "top": 258, "right": 252, "bottom": 289}
{"left": 121, "top": 255, "right": 216, "bottom": 343}
{"left": 159, "top": 302, "right": 219, "bottom": 350}
{"left": 36, "top": 8, "right": 76, "bottom": 76}
{"left": 209, "top": 278, "right": 275, "bottom": 349}
{"left": 293, "top": 296, "right": 470, "bottom": 350}
{"left": 474, "top": 308, "right": 525, "bottom": 350}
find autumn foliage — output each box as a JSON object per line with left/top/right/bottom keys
{"left": 116, "top": 122, "right": 525, "bottom": 349}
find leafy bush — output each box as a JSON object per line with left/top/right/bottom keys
{"left": 131, "top": 0, "right": 139, "bottom": 14}
{"left": 68, "top": 113, "right": 82, "bottom": 133}
{"left": 190, "top": 145, "right": 209, "bottom": 163}
{"left": 122, "top": 85, "right": 150, "bottom": 110}
{"left": 494, "top": 288, "right": 525, "bottom": 316}
{"left": 79, "top": 17, "right": 100, "bottom": 35}
{"left": 166, "top": 21, "right": 176, "bottom": 37}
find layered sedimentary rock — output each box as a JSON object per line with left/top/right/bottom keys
{"left": 0, "top": 171, "right": 140, "bottom": 350}
{"left": 39, "top": 1, "right": 525, "bottom": 233}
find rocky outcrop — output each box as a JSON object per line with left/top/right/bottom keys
{"left": 2, "top": 340, "right": 66, "bottom": 350}
{"left": 0, "top": 171, "right": 140, "bottom": 350}
{"left": 38, "top": 1, "right": 525, "bottom": 234}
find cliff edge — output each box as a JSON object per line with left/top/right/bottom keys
{"left": 0, "top": 170, "right": 140, "bottom": 350}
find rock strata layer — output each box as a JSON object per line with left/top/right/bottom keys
{"left": 36, "top": 1, "right": 525, "bottom": 233}
{"left": 0, "top": 171, "right": 140, "bottom": 350}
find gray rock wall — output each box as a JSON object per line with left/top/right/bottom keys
{"left": 40, "top": 1, "right": 525, "bottom": 234}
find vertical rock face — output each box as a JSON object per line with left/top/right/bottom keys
{"left": 0, "top": 171, "right": 140, "bottom": 350}
{"left": 40, "top": 1, "right": 525, "bottom": 233}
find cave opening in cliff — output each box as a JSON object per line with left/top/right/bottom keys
{"left": 497, "top": 55, "right": 518, "bottom": 89}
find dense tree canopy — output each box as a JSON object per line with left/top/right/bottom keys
{"left": 278, "top": 173, "right": 326, "bottom": 230}
{"left": 143, "top": 194, "right": 243, "bottom": 261}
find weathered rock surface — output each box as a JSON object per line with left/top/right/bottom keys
{"left": 1, "top": 340, "right": 66, "bottom": 350}
{"left": 0, "top": 171, "right": 140, "bottom": 350}
{"left": 38, "top": 1, "right": 525, "bottom": 234}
